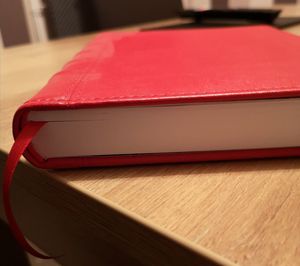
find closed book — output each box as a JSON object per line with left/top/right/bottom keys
{"left": 13, "top": 26, "right": 300, "bottom": 167}
{"left": 4, "top": 25, "right": 300, "bottom": 257}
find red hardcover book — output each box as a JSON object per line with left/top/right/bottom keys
{"left": 4, "top": 26, "right": 300, "bottom": 257}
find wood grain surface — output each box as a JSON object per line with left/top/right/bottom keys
{"left": 1, "top": 7, "right": 300, "bottom": 266}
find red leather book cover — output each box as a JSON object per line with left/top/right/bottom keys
{"left": 12, "top": 26, "right": 300, "bottom": 168}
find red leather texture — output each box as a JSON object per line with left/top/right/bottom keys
{"left": 13, "top": 26, "right": 300, "bottom": 168}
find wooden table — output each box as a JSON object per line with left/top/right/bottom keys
{"left": 1, "top": 7, "right": 300, "bottom": 266}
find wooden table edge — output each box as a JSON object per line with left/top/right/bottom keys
{"left": 0, "top": 150, "right": 235, "bottom": 265}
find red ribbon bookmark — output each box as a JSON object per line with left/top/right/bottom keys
{"left": 2, "top": 121, "right": 53, "bottom": 259}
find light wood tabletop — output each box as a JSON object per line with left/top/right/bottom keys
{"left": 1, "top": 5, "right": 300, "bottom": 266}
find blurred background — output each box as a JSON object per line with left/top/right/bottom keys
{"left": 1, "top": 0, "right": 300, "bottom": 47}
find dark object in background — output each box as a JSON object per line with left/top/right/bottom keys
{"left": 43, "top": 0, "right": 300, "bottom": 39}
{"left": 149, "top": 9, "right": 300, "bottom": 30}
{"left": 274, "top": 17, "right": 300, "bottom": 28}
{"left": 43, "top": 0, "right": 182, "bottom": 39}
{"left": 181, "top": 9, "right": 281, "bottom": 23}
